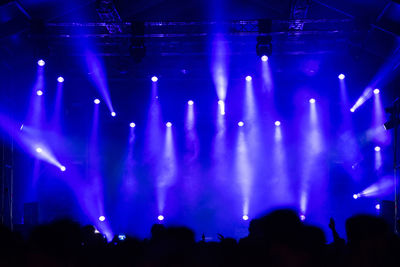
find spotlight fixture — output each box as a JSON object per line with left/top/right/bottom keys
{"left": 245, "top": 75, "right": 252, "bottom": 82}
{"left": 37, "top": 59, "right": 45, "bottom": 66}
{"left": 261, "top": 55, "right": 268, "bottom": 62}
{"left": 151, "top": 76, "right": 158, "bottom": 82}
{"left": 60, "top": 166, "right": 66, "bottom": 172}
{"left": 300, "top": 215, "right": 306, "bottom": 221}
{"left": 166, "top": 122, "right": 172, "bottom": 127}
{"left": 375, "top": 204, "right": 381, "bottom": 210}
{"left": 238, "top": 121, "right": 244, "bottom": 127}
{"left": 373, "top": 89, "right": 380, "bottom": 95}
{"left": 158, "top": 215, "right": 164, "bottom": 221}
{"left": 338, "top": 74, "right": 345, "bottom": 80}
{"left": 309, "top": 98, "right": 316, "bottom": 104}
{"left": 350, "top": 108, "right": 355, "bottom": 113}
{"left": 98, "top": 216, "right": 106, "bottom": 222}
{"left": 242, "top": 215, "right": 249, "bottom": 221}
{"left": 35, "top": 147, "right": 43, "bottom": 153}
{"left": 275, "top": 121, "right": 281, "bottom": 126}
{"left": 36, "top": 90, "right": 43, "bottom": 96}
{"left": 188, "top": 100, "right": 194, "bottom": 106}
{"left": 94, "top": 99, "right": 100, "bottom": 104}
{"left": 374, "top": 146, "right": 381, "bottom": 152}
{"left": 353, "top": 194, "right": 359, "bottom": 200}
{"left": 111, "top": 112, "right": 116, "bottom": 117}
{"left": 57, "top": 76, "right": 64, "bottom": 83}
{"left": 130, "top": 122, "right": 136, "bottom": 128}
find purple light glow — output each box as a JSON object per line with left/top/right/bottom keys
{"left": 36, "top": 90, "right": 43, "bottom": 96}
{"left": 338, "top": 74, "right": 345, "bottom": 80}
{"left": 300, "top": 214, "right": 306, "bottom": 221}
{"left": 242, "top": 215, "right": 249, "bottom": 221}
{"left": 99, "top": 216, "right": 106, "bottom": 222}
{"left": 245, "top": 75, "right": 252, "bottom": 82}
{"left": 238, "top": 121, "right": 244, "bottom": 127}
{"left": 151, "top": 76, "right": 158, "bottom": 82}
{"left": 37, "top": 59, "right": 45, "bottom": 66}
{"left": 158, "top": 215, "right": 164, "bottom": 221}
{"left": 373, "top": 88, "right": 380, "bottom": 94}
{"left": 261, "top": 55, "right": 268, "bottom": 62}
{"left": 57, "top": 76, "right": 64, "bottom": 83}
{"left": 94, "top": 99, "right": 100, "bottom": 104}
{"left": 166, "top": 122, "right": 172, "bottom": 127}
{"left": 130, "top": 122, "right": 136, "bottom": 128}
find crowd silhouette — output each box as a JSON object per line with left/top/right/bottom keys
{"left": 1, "top": 209, "right": 399, "bottom": 266}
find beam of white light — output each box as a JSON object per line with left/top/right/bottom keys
{"left": 85, "top": 50, "right": 115, "bottom": 114}
{"left": 235, "top": 131, "right": 252, "bottom": 217}
{"left": 375, "top": 148, "right": 382, "bottom": 171}
{"left": 370, "top": 92, "right": 390, "bottom": 144}
{"left": 261, "top": 59, "right": 274, "bottom": 92}
{"left": 157, "top": 126, "right": 177, "bottom": 214}
{"left": 359, "top": 176, "right": 394, "bottom": 198}
{"left": 350, "top": 88, "right": 373, "bottom": 112}
{"left": 211, "top": 33, "right": 229, "bottom": 101}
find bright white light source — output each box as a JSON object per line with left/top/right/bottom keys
{"left": 130, "top": 122, "right": 136, "bottom": 128}
{"left": 238, "top": 121, "right": 244, "bottom": 127}
{"left": 60, "top": 166, "right": 66, "bottom": 172}
{"left": 98, "top": 216, "right": 105, "bottom": 222}
{"left": 166, "top": 122, "right": 172, "bottom": 127}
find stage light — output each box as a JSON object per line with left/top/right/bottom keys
{"left": 166, "top": 122, "right": 172, "bottom": 127}
{"left": 36, "top": 90, "right": 43, "bottom": 96}
{"left": 242, "top": 215, "right": 249, "bottom": 220}
{"left": 157, "top": 215, "right": 164, "bottom": 221}
{"left": 57, "top": 76, "right": 64, "bottom": 83}
{"left": 353, "top": 194, "right": 359, "bottom": 199}
{"left": 94, "top": 99, "right": 100, "bottom": 104}
{"left": 130, "top": 122, "right": 136, "bottom": 128}
{"left": 350, "top": 108, "right": 355, "bottom": 113}
{"left": 375, "top": 204, "right": 381, "bottom": 210}
{"left": 261, "top": 55, "right": 268, "bottom": 62}
{"left": 20, "top": 124, "right": 24, "bottom": 131}
{"left": 111, "top": 112, "right": 116, "bottom": 117}
{"left": 118, "top": 234, "right": 126, "bottom": 241}
{"left": 373, "top": 88, "right": 380, "bottom": 95}
{"left": 300, "top": 215, "right": 306, "bottom": 221}
{"left": 188, "top": 100, "right": 194, "bottom": 106}
{"left": 374, "top": 146, "right": 381, "bottom": 152}
{"left": 338, "top": 74, "right": 345, "bottom": 80}
{"left": 238, "top": 121, "right": 244, "bottom": 127}
{"left": 37, "top": 59, "right": 45, "bottom": 66}
{"left": 309, "top": 98, "right": 316, "bottom": 104}
{"left": 36, "top": 147, "right": 43, "bottom": 153}
{"left": 151, "top": 76, "right": 158, "bottom": 82}
{"left": 60, "top": 166, "right": 66, "bottom": 172}
{"left": 275, "top": 121, "right": 281, "bottom": 126}
{"left": 99, "top": 216, "right": 106, "bottom": 222}
{"left": 245, "top": 76, "right": 252, "bottom": 82}
{"left": 218, "top": 100, "right": 224, "bottom": 105}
